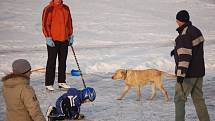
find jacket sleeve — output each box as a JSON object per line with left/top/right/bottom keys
{"left": 67, "top": 7, "right": 73, "bottom": 37}
{"left": 176, "top": 31, "right": 192, "bottom": 78}
{"left": 42, "top": 6, "right": 53, "bottom": 38}
{"left": 21, "top": 86, "right": 46, "bottom": 121}
{"left": 55, "top": 93, "right": 67, "bottom": 115}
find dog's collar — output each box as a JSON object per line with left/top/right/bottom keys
{"left": 123, "top": 70, "right": 128, "bottom": 80}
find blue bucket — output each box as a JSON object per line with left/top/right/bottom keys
{"left": 71, "top": 69, "right": 81, "bottom": 76}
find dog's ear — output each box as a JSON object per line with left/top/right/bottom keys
{"left": 120, "top": 69, "right": 127, "bottom": 78}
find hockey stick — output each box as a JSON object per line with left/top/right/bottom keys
{"left": 31, "top": 67, "right": 46, "bottom": 72}
{"left": 70, "top": 46, "right": 87, "bottom": 88}
{"left": 31, "top": 67, "right": 71, "bottom": 75}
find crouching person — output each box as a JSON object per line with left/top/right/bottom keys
{"left": 2, "top": 59, "right": 46, "bottom": 121}
{"left": 46, "top": 87, "right": 96, "bottom": 121}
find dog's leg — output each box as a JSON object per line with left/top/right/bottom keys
{"left": 117, "top": 85, "right": 130, "bottom": 100}
{"left": 135, "top": 85, "right": 141, "bottom": 101}
{"left": 158, "top": 85, "right": 169, "bottom": 101}
{"left": 149, "top": 83, "right": 156, "bottom": 100}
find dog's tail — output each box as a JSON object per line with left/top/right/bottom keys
{"left": 161, "top": 71, "right": 176, "bottom": 80}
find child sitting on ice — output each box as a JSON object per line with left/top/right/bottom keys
{"left": 46, "top": 87, "right": 96, "bottom": 121}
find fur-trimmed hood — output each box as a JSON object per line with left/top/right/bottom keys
{"left": 2, "top": 73, "right": 30, "bottom": 87}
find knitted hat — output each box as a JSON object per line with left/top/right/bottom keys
{"left": 12, "top": 59, "right": 31, "bottom": 74}
{"left": 176, "top": 10, "right": 190, "bottom": 23}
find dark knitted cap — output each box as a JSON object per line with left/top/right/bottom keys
{"left": 176, "top": 10, "right": 190, "bottom": 23}
{"left": 12, "top": 59, "right": 31, "bottom": 74}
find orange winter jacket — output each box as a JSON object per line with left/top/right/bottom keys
{"left": 42, "top": 1, "right": 73, "bottom": 42}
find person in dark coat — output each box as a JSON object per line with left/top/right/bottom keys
{"left": 171, "top": 10, "right": 210, "bottom": 121}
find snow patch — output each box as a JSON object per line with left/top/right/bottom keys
{"left": 86, "top": 62, "right": 121, "bottom": 73}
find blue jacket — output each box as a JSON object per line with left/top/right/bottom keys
{"left": 55, "top": 88, "right": 84, "bottom": 118}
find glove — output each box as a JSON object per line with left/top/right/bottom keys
{"left": 68, "top": 35, "right": 74, "bottom": 46}
{"left": 46, "top": 37, "right": 55, "bottom": 47}
{"left": 170, "top": 49, "right": 175, "bottom": 57}
{"left": 177, "top": 76, "right": 184, "bottom": 84}
{"left": 74, "top": 114, "right": 85, "bottom": 120}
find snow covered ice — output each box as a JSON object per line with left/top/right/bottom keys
{"left": 0, "top": 0, "right": 215, "bottom": 121}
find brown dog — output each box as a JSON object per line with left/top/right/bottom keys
{"left": 112, "top": 69, "right": 175, "bottom": 101}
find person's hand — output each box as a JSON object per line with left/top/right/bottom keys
{"left": 68, "top": 35, "right": 74, "bottom": 46}
{"left": 46, "top": 37, "right": 55, "bottom": 47}
{"left": 170, "top": 49, "right": 175, "bottom": 57}
{"left": 177, "top": 76, "right": 184, "bottom": 84}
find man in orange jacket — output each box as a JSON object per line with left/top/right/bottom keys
{"left": 42, "top": 0, "right": 74, "bottom": 91}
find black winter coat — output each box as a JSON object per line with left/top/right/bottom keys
{"left": 173, "top": 21, "right": 205, "bottom": 78}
